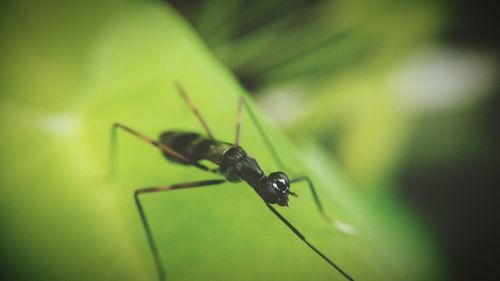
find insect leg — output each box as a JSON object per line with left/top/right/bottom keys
{"left": 239, "top": 98, "right": 355, "bottom": 234}
{"left": 135, "top": 179, "right": 226, "bottom": 281}
{"left": 264, "top": 203, "right": 355, "bottom": 281}
{"left": 240, "top": 96, "right": 285, "bottom": 169}
{"left": 175, "top": 82, "right": 215, "bottom": 140}
{"left": 109, "top": 123, "right": 215, "bottom": 176}
{"left": 291, "top": 176, "right": 356, "bottom": 235}
{"left": 235, "top": 96, "right": 244, "bottom": 145}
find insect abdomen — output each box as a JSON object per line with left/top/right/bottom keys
{"left": 159, "top": 131, "right": 229, "bottom": 164}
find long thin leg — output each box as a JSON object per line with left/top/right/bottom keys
{"left": 265, "top": 204, "right": 355, "bottom": 281}
{"left": 175, "top": 82, "right": 215, "bottom": 140}
{"left": 291, "top": 176, "right": 356, "bottom": 235}
{"left": 235, "top": 96, "right": 244, "bottom": 145}
{"left": 241, "top": 96, "right": 285, "bottom": 169}
{"left": 135, "top": 179, "right": 226, "bottom": 281}
{"left": 110, "top": 123, "right": 215, "bottom": 175}
{"left": 240, "top": 98, "right": 355, "bottom": 234}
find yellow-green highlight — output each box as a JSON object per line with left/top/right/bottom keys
{"left": 0, "top": 1, "right": 443, "bottom": 280}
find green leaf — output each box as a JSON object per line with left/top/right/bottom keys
{"left": 0, "top": 1, "right": 443, "bottom": 280}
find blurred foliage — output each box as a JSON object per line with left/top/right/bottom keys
{"left": 0, "top": 0, "right": 453, "bottom": 280}
{"left": 170, "top": 2, "right": 500, "bottom": 280}
{"left": 169, "top": 0, "right": 446, "bottom": 188}
{"left": 171, "top": 0, "right": 444, "bottom": 91}
{"left": 170, "top": 0, "right": 498, "bottom": 191}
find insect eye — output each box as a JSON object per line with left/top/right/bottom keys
{"left": 273, "top": 179, "right": 290, "bottom": 195}
{"left": 276, "top": 178, "right": 287, "bottom": 188}
{"left": 268, "top": 172, "right": 290, "bottom": 192}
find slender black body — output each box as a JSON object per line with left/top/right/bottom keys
{"left": 110, "top": 82, "right": 354, "bottom": 281}
{"left": 160, "top": 131, "right": 293, "bottom": 206}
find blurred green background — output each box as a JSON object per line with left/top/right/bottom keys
{"left": 0, "top": 0, "right": 498, "bottom": 280}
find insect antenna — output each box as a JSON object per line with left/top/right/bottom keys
{"left": 266, "top": 204, "right": 355, "bottom": 281}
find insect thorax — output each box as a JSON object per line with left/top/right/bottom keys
{"left": 220, "top": 146, "right": 265, "bottom": 185}
{"left": 159, "top": 131, "right": 265, "bottom": 185}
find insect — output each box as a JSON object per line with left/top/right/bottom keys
{"left": 110, "top": 82, "right": 355, "bottom": 281}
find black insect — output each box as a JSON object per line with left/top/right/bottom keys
{"left": 110, "top": 82, "right": 355, "bottom": 281}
